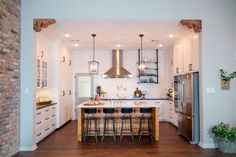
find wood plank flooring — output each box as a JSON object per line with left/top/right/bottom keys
{"left": 14, "top": 121, "right": 236, "bottom": 157}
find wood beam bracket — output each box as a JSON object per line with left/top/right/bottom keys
{"left": 180, "top": 20, "right": 202, "bottom": 33}
{"left": 33, "top": 19, "right": 56, "bottom": 32}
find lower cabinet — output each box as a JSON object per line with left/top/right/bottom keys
{"left": 35, "top": 105, "right": 56, "bottom": 143}
{"left": 158, "top": 100, "right": 178, "bottom": 127}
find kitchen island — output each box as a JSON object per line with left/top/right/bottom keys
{"left": 76, "top": 101, "right": 159, "bottom": 142}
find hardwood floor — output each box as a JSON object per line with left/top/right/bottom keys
{"left": 14, "top": 121, "right": 236, "bottom": 157}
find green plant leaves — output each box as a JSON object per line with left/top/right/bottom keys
{"left": 212, "top": 122, "right": 236, "bottom": 142}
{"left": 220, "top": 69, "right": 236, "bottom": 81}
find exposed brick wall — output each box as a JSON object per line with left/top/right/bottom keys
{"left": 0, "top": 0, "right": 20, "bottom": 156}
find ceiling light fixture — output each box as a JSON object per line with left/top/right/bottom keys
{"left": 74, "top": 43, "right": 79, "bottom": 47}
{"left": 64, "top": 34, "right": 70, "bottom": 38}
{"left": 116, "top": 44, "right": 122, "bottom": 48}
{"left": 158, "top": 44, "right": 163, "bottom": 47}
{"left": 169, "top": 34, "right": 174, "bottom": 38}
{"left": 138, "top": 34, "right": 146, "bottom": 71}
{"left": 88, "top": 34, "right": 99, "bottom": 74}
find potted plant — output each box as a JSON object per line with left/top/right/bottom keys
{"left": 211, "top": 122, "right": 236, "bottom": 153}
{"left": 220, "top": 69, "right": 236, "bottom": 89}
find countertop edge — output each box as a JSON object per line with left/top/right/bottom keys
{"left": 36, "top": 102, "right": 57, "bottom": 110}
{"left": 101, "top": 98, "right": 168, "bottom": 101}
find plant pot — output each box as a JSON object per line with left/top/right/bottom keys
{"left": 221, "top": 80, "right": 230, "bottom": 90}
{"left": 218, "top": 139, "right": 236, "bottom": 153}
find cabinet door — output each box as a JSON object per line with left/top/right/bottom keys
{"left": 173, "top": 42, "right": 184, "bottom": 75}
{"left": 183, "top": 34, "right": 193, "bottom": 73}
{"left": 192, "top": 33, "right": 200, "bottom": 71}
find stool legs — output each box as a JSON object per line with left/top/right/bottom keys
{"left": 138, "top": 113, "right": 153, "bottom": 142}
{"left": 120, "top": 114, "right": 134, "bottom": 142}
{"left": 83, "top": 115, "right": 98, "bottom": 143}
{"left": 102, "top": 114, "right": 116, "bottom": 142}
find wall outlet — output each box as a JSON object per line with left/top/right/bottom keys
{"left": 206, "top": 87, "right": 215, "bottom": 93}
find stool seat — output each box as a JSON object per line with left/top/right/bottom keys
{"left": 84, "top": 108, "right": 97, "bottom": 114}
{"left": 140, "top": 108, "right": 152, "bottom": 114}
{"left": 121, "top": 108, "right": 133, "bottom": 113}
{"left": 103, "top": 108, "right": 115, "bottom": 114}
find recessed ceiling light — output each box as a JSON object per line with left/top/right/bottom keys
{"left": 158, "top": 44, "right": 163, "bottom": 47}
{"left": 74, "top": 43, "right": 79, "bottom": 47}
{"left": 64, "top": 34, "right": 70, "bottom": 38}
{"left": 169, "top": 34, "right": 174, "bottom": 38}
{"left": 116, "top": 44, "right": 122, "bottom": 48}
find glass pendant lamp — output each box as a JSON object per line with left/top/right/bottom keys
{"left": 88, "top": 34, "right": 99, "bottom": 74}
{"left": 138, "top": 34, "right": 146, "bottom": 71}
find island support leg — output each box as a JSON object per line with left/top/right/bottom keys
{"left": 152, "top": 107, "right": 159, "bottom": 141}
{"left": 77, "top": 108, "right": 84, "bottom": 142}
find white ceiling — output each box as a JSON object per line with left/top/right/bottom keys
{"left": 40, "top": 19, "right": 188, "bottom": 51}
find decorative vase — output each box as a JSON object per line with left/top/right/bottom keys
{"left": 221, "top": 80, "right": 230, "bottom": 90}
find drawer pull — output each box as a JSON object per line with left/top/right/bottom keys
{"left": 45, "top": 128, "right": 49, "bottom": 131}
{"left": 36, "top": 112, "right": 41, "bottom": 115}
{"left": 45, "top": 110, "right": 49, "bottom": 112}
{"left": 36, "top": 121, "right": 42, "bottom": 125}
{"left": 52, "top": 124, "right": 56, "bottom": 126}
{"left": 37, "top": 133, "right": 41, "bottom": 137}
{"left": 52, "top": 115, "right": 55, "bottom": 117}
{"left": 45, "top": 118, "right": 49, "bottom": 120}
{"left": 52, "top": 107, "right": 55, "bottom": 109}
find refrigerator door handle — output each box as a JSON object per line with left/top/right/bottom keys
{"left": 182, "top": 80, "right": 186, "bottom": 106}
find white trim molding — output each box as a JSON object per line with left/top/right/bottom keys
{"left": 19, "top": 144, "right": 37, "bottom": 151}
{"left": 199, "top": 142, "right": 218, "bottom": 149}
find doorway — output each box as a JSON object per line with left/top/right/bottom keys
{"left": 74, "top": 73, "right": 94, "bottom": 119}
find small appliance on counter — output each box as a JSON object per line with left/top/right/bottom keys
{"left": 96, "top": 86, "right": 101, "bottom": 96}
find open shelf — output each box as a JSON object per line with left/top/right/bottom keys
{"left": 137, "top": 49, "right": 159, "bottom": 84}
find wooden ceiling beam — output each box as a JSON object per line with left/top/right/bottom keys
{"left": 34, "top": 19, "right": 56, "bottom": 32}
{"left": 180, "top": 20, "right": 202, "bottom": 33}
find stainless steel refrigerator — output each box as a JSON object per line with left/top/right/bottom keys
{"left": 174, "top": 72, "right": 200, "bottom": 144}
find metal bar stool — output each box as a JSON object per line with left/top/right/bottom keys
{"left": 138, "top": 107, "right": 153, "bottom": 142}
{"left": 120, "top": 108, "right": 134, "bottom": 142}
{"left": 83, "top": 108, "right": 99, "bottom": 143}
{"left": 102, "top": 108, "right": 116, "bottom": 142}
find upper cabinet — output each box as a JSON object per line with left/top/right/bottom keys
{"left": 35, "top": 33, "right": 49, "bottom": 88}
{"left": 173, "top": 32, "right": 200, "bottom": 75}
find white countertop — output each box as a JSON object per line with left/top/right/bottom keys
{"left": 76, "top": 100, "right": 160, "bottom": 108}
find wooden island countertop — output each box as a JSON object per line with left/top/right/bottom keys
{"left": 76, "top": 101, "right": 159, "bottom": 142}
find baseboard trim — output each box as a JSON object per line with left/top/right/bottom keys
{"left": 199, "top": 142, "right": 218, "bottom": 148}
{"left": 20, "top": 144, "right": 37, "bottom": 151}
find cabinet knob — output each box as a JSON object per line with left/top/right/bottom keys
{"left": 188, "top": 63, "right": 193, "bottom": 71}
{"left": 41, "top": 51, "right": 44, "bottom": 58}
{"left": 62, "top": 56, "right": 65, "bottom": 62}
{"left": 176, "top": 67, "right": 179, "bottom": 74}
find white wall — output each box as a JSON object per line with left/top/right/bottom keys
{"left": 21, "top": 0, "right": 236, "bottom": 150}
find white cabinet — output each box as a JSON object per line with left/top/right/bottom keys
{"left": 173, "top": 42, "right": 184, "bottom": 75}
{"left": 173, "top": 32, "right": 200, "bottom": 75}
{"left": 166, "top": 101, "right": 178, "bottom": 127}
{"left": 35, "top": 105, "right": 56, "bottom": 143}
{"left": 52, "top": 43, "right": 72, "bottom": 128}
{"left": 36, "top": 33, "right": 48, "bottom": 88}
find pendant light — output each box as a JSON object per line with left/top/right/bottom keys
{"left": 88, "top": 34, "right": 99, "bottom": 74}
{"left": 138, "top": 34, "right": 146, "bottom": 71}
